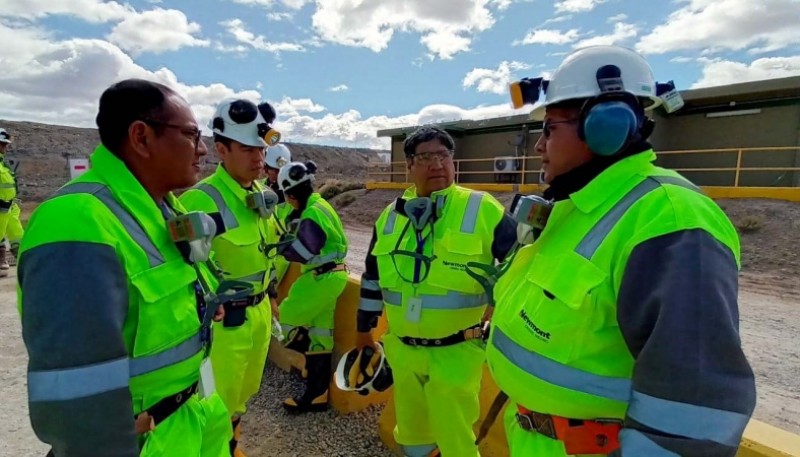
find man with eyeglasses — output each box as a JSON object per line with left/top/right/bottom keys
{"left": 180, "top": 98, "right": 281, "bottom": 457}
{"left": 485, "top": 45, "right": 755, "bottom": 456}
{"left": 18, "top": 78, "right": 233, "bottom": 456}
{"left": 355, "top": 126, "right": 517, "bottom": 457}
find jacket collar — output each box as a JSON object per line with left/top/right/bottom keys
{"left": 568, "top": 149, "right": 657, "bottom": 214}
{"left": 212, "top": 164, "right": 261, "bottom": 201}
{"left": 89, "top": 144, "right": 183, "bottom": 240}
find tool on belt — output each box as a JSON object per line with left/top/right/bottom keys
{"left": 222, "top": 289, "right": 268, "bottom": 328}
{"left": 475, "top": 393, "right": 623, "bottom": 455}
{"left": 515, "top": 405, "right": 622, "bottom": 455}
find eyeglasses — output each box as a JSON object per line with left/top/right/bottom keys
{"left": 412, "top": 149, "right": 454, "bottom": 165}
{"left": 141, "top": 119, "right": 202, "bottom": 152}
{"left": 542, "top": 119, "right": 578, "bottom": 138}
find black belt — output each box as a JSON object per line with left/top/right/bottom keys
{"left": 313, "top": 261, "right": 346, "bottom": 276}
{"left": 227, "top": 290, "right": 268, "bottom": 308}
{"left": 400, "top": 324, "right": 483, "bottom": 347}
{"left": 134, "top": 381, "right": 199, "bottom": 433}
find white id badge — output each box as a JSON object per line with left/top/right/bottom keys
{"left": 405, "top": 296, "right": 423, "bottom": 323}
{"left": 199, "top": 358, "right": 216, "bottom": 398}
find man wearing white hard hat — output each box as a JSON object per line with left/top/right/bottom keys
{"left": 0, "top": 128, "right": 23, "bottom": 276}
{"left": 180, "top": 99, "right": 281, "bottom": 457}
{"left": 485, "top": 45, "right": 755, "bottom": 456}
{"left": 271, "top": 160, "right": 348, "bottom": 413}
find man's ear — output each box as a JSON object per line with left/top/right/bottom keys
{"left": 128, "top": 121, "right": 151, "bottom": 159}
{"left": 215, "top": 141, "right": 228, "bottom": 160}
{"left": 406, "top": 157, "right": 413, "bottom": 170}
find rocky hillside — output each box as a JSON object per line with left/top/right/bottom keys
{"left": 0, "top": 119, "right": 386, "bottom": 201}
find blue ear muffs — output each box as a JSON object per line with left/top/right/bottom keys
{"left": 577, "top": 93, "right": 642, "bottom": 157}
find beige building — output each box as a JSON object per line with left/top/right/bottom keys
{"left": 376, "top": 76, "right": 800, "bottom": 187}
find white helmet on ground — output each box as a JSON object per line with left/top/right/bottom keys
{"left": 0, "top": 128, "right": 11, "bottom": 144}
{"left": 514, "top": 46, "right": 663, "bottom": 121}
{"left": 209, "top": 99, "right": 269, "bottom": 147}
{"left": 265, "top": 143, "right": 292, "bottom": 169}
{"left": 334, "top": 343, "right": 393, "bottom": 395}
{"left": 278, "top": 160, "right": 317, "bottom": 192}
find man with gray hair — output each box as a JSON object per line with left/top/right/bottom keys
{"left": 355, "top": 126, "right": 517, "bottom": 456}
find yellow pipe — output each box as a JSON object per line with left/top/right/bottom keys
{"left": 365, "top": 182, "right": 800, "bottom": 203}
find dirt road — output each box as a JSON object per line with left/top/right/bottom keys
{"left": 2, "top": 229, "right": 799, "bottom": 455}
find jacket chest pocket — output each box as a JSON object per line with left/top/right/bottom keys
{"left": 426, "top": 229, "right": 487, "bottom": 294}
{"left": 130, "top": 259, "right": 200, "bottom": 358}
{"left": 372, "top": 234, "right": 402, "bottom": 290}
{"left": 498, "top": 250, "right": 607, "bottom": 364}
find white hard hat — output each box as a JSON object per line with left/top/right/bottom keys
{"left": 278, "top": 160, "right": 316, "bottom": 192}
{"left": 334, "top": 343, "right": 393, "bottom": 395}
{"left": 209, "top": 99, "right": 269, "bottom": 147}
{"left": 529, "top": 45, "right": 662, "bottom": 121}
{"left": 265, "top": 143, "right": 292, "bottom": 169}
{"left": 0, "top": 128, "right": 11, "bottom": 144}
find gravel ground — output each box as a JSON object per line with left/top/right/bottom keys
{"left": 240, "top": 364, "right": 393, "bottom": 457}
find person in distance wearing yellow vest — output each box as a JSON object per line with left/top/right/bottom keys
{"left": 180, "top": 98, "right": 281, "bottom": 457}
{"left": 262, "top": 142, "right": 294, "bottom": 284}
{"left": 0, "top": 127, "right": 23, "bottom": 276}
{"left": 18, "top": 79, "right": 233, "bottom": 457}
{"left": 486, "top": 45, "right": 757, "bottom": 456}
{"left": 273, "top": 160, "right": 349, "bottom": 413}
{"left": 356, "top": 126, "right": 518, "bottom": 457}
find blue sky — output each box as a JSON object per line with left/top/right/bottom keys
{"left": 1, "top": 0, "right": 799, "bottom": 148}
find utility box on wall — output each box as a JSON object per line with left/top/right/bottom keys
{"left": 493, "top": 155, "right": 520, "bottom": 183}
{"left": 67, "top": 157, "right": 90, "bottom": 180}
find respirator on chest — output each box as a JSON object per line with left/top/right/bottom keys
{"left": 509, "top": 194, "right": 553, "bottom": 245}
{"left": 246, "top": 188, "right": 280, "bottom": 219}
{"left": 168, "top": 211, "right": 223, "bottom": 264}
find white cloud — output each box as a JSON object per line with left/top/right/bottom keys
{"left": 280, "top": 0, "right": 312, "bottom": 8}
{"left": 515, "top": 28, "right": 580, "bottom": 45}
{"left": 221, "top": 18, "right": 305, "bottom": 53}
{"left": 107, "top": 9, "right": 210, "bottom": 55}
{"left": 328, "top": 84, "right": 349, "bottom": 92}
{"left": 555, "top": 0, "right": 607, "bottom": 13}
{"left": 267, "top": 12, "right": 293, "bottom": 21}
{"left": 230, "top": 0, "right": 314, "bottom": 8}
{"left": 272, "top": 101, "right": 530, "bottom": 149}
{"left": 421, "top": 31, "right": 473, "bottom": 60}
{"left": 637, "top": 0, "right": 800, "bottom": 55}
{"left": 230, "top": 0, "right": 273, "bottom": 5}
{"left": 0, "top": 0, "right": 134, "bottom": 23}
{"left": 310, "top": 0, "right": 495, "bottom": 60}
{"left": 274, "top": 96, "right": 326, "bottom": 117}
{"left": 463, "top": 61, "right": 532, "bottom": 95}
{"left": 692, "top": 56, "right": 800, "bottom": 88}
{"left": 0, "top": 20, "right": 260, "bottom": 132}
{"left": 670, "top": 56, "right": 693, "bottom": 63}
{"left": 607, "top": 13, "right": 628, "bottom": 22}
{"left": 490, "top": 0, "right": 513, "bottom": 9}
{"left": 542, "top": 15, "right": 573, "bottom": 25}
{"left": 574, "top": 22, "right": 637, "bottom": 48}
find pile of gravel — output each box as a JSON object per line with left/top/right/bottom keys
{"left": 240, "top": 363, "right": 394, "bottom": 457}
